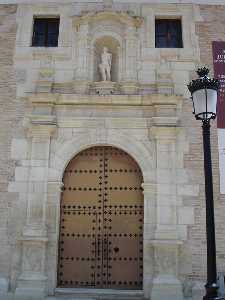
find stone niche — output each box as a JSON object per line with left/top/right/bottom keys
{"left": 91, "top": 36, "right": 120, "bottom": 95}
{"left": 73, "top": 11, "right": 143, "bottom": 94}
{"left": 93, "top": 36, "right": 120, "bottom": 83}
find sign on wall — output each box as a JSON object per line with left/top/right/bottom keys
{"left": 212, "top": 41, "right": 225, "bottom": 129}
{"left": 213, "top": 41, "right": 225, "bottom": 194}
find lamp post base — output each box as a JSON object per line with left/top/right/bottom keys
{"left": 203, "top": 283, "right": 225, "bottom": 300}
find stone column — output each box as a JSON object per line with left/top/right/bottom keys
{"left": 121, "top": 25, "right": 138, "bottom": 94}
{"left": 45, "top": 181, "right": 64, "bottom": 294}
{"left": 149, "top": 126, "right": 184, "bottom": 300}
{"left": 74, "top": 23, "right": 90, "bottom": 93}
{"left": 142, "top": 183, "right": 157, "bottom": 299}
{"left": 15, "top": 123, "right": 56, "bottom": 300}
{"left": 151, "top": 126, "right": 179, "bottom": 239}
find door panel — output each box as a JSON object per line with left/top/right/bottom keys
{"left": 58, "top": 146, "right": 143, "bottom": 289}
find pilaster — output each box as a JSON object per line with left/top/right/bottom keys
{"left": 150, "top": 125, "right": 180, "bottom": 240}
{"left": 151, "top": 240, "right": 183, "bottom": 300}
{"left": 149, "top": 124, "right": 184, "bottom": 300}
{"left": 73, "top": 23, "right": 91, "bottom": 93}
{"left": 121, "top": 25, "right": 139, "bottom": 93}
{"left": 15, "top": 118, "right": 56, "bottom": 300}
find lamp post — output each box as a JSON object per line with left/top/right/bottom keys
{"left": 187, "top": 67, "right": 223, "bottom": 300}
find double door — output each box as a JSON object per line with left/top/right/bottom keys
{"left": 58, "top": 146, "right": 143, "bottom": 289}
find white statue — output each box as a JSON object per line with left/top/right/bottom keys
{"left": 99, "top": 47, "right": 112, "bottom": 81}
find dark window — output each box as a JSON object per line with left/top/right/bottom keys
{"left": 32, "top": 18, "right": 59, "bottom": 47}
{"left": 155, "top": 19, "right": 183, "bottom": 48}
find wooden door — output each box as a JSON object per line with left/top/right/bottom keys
{"left": 58, "top": 146, "right": 143, "bottom": 289}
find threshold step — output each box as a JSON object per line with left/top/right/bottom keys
{"left": 54, "top": 288, "right": 145, "bottom": 300}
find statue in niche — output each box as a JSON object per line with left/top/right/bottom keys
{"left": 99, "top": 47, "right": 112, "bottom": 81}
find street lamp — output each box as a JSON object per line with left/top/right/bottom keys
{"left": 187, "top": 67, "right": 223, "bottom": 300}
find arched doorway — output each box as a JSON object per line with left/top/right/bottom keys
{"left": 58, "top": 146, "right": 144, "bottom": 289}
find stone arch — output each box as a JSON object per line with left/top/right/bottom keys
{"left": 91, "top": 30, "right": 123, "bottom": 48}
{"left": 57, "top": 145, "right": 145, "bottom": 289}
{"left": 49, "top": 130, "right": 154, "bottom": 184}
{"left": 48, "top": 130, "right": 155, "bottom": 293}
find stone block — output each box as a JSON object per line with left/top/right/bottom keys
{"left": 0, "top": 278, "right": 8, "bottom": 294}
{"left": 157, "top": 156, "right": 174, "bottom": 169}
{"left": 36, "top": 80, "right": 53, "bottom": 93}
{"left": 48, "top": 168, "right": 61, "bottom": 182}
{"left": 176, "top": 169, "right": 189, "bottom": 184}
{"left": 21, "top": 160, "right": 48, "bottom": 167}
{"left": 178, "top": 207, "right": 195, "bottom": 225}
{"left": 157, "top": 183, "right": 176, "bottom": 196}
{"left": 32, "top": 182, "right": 47, "bottom": 194}
{"left": 158, "top": 205, "right": 176, "bottom": 225}
{"left": 144, "top": 202, "right": 157, "bottom": 224}
{"left": 73, "top": 80, "right": 90, "bottom": 94}
{"left": 157, "top": 169, "right": 174, "bottom": 184}
{"left": 177, "top": 184, "right": 199, "bottom": 196}
{"left": 11, "top": 139, "right": 28, "bottom": 160}
{"left": 15, "top": 167, "right": 29, "bottom": 182}
{"left": 151, "top": 275, "right": 183, "bottom": 300}
{"left": 8, "top": 182, "right": 27, "bottom": 193}
{"left": 170, "top": 61, "right": 195, "bottom": 71}
{"left": 120, "top": 82, "right": 139, "bottom": 95}
{"left": 138, "top": 70, "right": 155, "bottom": 84}
{"left": 192, "top": 281, "right": 205, "bottom": 300}
{"left": 30, "top": 167, "right": 47, "bottom": 182}
{"left": 14, "top": 287, "right": 45, "bottom": 300}
{"left": 31, "top": 142, "right": 49, "bottom": 160}
{"left": 154, "top": 225, "right": 179, "bottom": 240}
{"left": 177, "top": 225, "right": 188, "bottom": 240}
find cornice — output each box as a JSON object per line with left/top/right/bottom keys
{"left": 28, "top": 93, "right": 182, "bottom": 107}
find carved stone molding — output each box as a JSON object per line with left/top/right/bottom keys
{"left": 91, "top": 81, "right": 118, "bottom": 95}
{"left": 149, "top": 127, "right": 180, "bottom": 141}
{"left": 73, "top": 11, "right": 143, "bottom": 29}
{"left": 24, "top": 115, "right": 57, "bottom": 139}
{"left": 142, "top": 182, "right": 157, "bottom": 195}
{"left": 28, "top": 93, "right": 182, "bottom": 109}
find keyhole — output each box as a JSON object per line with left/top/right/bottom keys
{"left": 114, "top": 247, "right": 119, "bottom": 253}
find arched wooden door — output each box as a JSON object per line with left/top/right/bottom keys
{"left": 58, "top": 146, "right": 144, "bottom": 289}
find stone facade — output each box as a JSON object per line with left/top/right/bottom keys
{"left": 0, "top": 1, "right": 225, "bottom": 300}
{"left": 0, "top": 4, "right": 18, "bottom": 297}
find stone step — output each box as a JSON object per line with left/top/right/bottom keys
{"left": 50, "top": 288, "right": 145, "bottom": 300}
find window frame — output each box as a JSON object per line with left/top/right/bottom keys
{"left": 155, "top": 18, "right": 183, "bottom": 49}
{"left": 32, "top": 16, "right": 60, "bottom": 47}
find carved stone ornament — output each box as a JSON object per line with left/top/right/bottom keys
{"left": 154, "top": 244, "right": 179, "bottom": 276}
{"left": 23, "top": 245, "right": 43, "bottom": 272}
{"left": 73, "top": 11, "right": 143, "bottom": 29}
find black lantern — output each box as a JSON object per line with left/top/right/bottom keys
{"left": 188, "top": 67, "right": 220, "bottom": 121}
{"left": 187, "top": 67, "right": 223, "bottom": 300}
